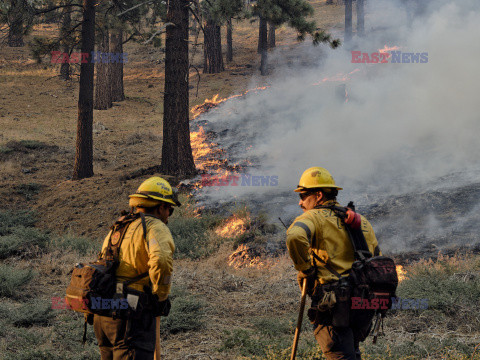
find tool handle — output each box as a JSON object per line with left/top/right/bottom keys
{"left": 372, "top": 313, "right": 381, "bottom": 344}
{"left": 290, "top": 278, "right": 308, "bottom": 360}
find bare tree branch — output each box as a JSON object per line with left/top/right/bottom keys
{"left": 117, "top": 0, "right": 155, "bottom": 17}
{"left": 142, "top": 23, "right": 174, "bottom": 44}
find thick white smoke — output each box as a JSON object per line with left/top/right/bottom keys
{"left": 193, "top": 0, "right": 480, "bottom": 252}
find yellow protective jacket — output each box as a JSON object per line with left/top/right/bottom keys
{"left": 101, "top": 214, "right": 175, "bottom": 301}
{"left": 286, "top": 201, "right": 380, "bottom": 285}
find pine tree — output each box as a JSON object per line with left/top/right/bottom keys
{"left": 254, "top": 0, "right": 340, "bottom": 76}
{"left": 161, "top": 0, "right": 196, "bottom": 176}
{"left": 72, "top": 0, "right": 95, "bottom": 180}
{"left": 201, "top": 0, "right": 243, "bottom": 73}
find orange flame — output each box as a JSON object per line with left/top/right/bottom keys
{"left": 190, "top": 87, "right": 270, "bottom": 120}
{"left": 227, "top": 244, "right": 266, "bottom": 269}
{"left": 396, "top": 265, "right": 407, "bottom": 282}
{"left": 215, "top": 215, "right": 248, "bottom": 238}
{"left": 378, "top": 45, "right": 400, "bottom": 53}
{"left": 313, "top": 68, "right": 361, "bottom": 85}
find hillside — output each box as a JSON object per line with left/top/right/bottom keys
{"left": 1, "top": 0, "right": 480, "bottom": 359}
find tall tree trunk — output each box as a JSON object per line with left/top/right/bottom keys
{"left": 8, "top": 0, "right": 25, "bottom": 47}
{"left": 94, "top": 30, "right": 112, "bottom": 110}
{"left": 357, "top": 0, "right": 365, "bottom": 37}
{"left": 259, "top": 17, "right": 268, "bottom": 76}
{"left": 73, "top": 0, "right": 95, "bottom": 180}
{"left": 110, "top": 28, "right": 125, "bottom": 102}
{"left": 257, "top": 16, "right": 267, "bottom": 54}
{"left": 268, "top": 22, "right": 275, "bottom": 49}
{"left": 161, "top": 0, "right": 195, "bottom": 176}
{"left": 60, "top": 5, "right": 71, "bottom": 80}
{"left": 345, "top": 0, "right": 353, "bottom": 42}
{"left": 203, "top": 19, "right": 224, "bottom": 74}
{"left": 226, "top": 18, "right": 233, "bottom": 63}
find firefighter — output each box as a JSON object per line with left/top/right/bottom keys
{"left": 93, "top": 176, "right": 180, "bottom": 360}
{"left": 286, "top": 167, "right": 380, "bottom": 360}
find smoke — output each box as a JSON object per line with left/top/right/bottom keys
{"left": 193, "top": 0, "right": 480, "bottom": 252}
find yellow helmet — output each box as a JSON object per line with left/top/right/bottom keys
{"left": 294, "top": 167, "right": 343, "bottom": 193}
{"left": 129, "top": 176, "right": 181, "bottom": 207}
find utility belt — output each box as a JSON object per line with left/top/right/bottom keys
{"left": 109, "top": 281, "right": 163, "bottom": 320}
{"left": 307, "top": 277, "right": 352, "bottom": 328}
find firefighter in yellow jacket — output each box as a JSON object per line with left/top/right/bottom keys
{"left": 286, "top": 167, "right": 380, "bottom": 360}
{"left": 94, "top": 176, "right": 179, "bottom": 360}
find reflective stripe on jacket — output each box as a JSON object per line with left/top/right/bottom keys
{"left": 286, "top": 201, "right": 380, "bottom": 284}
{"left": 101, "top": 215, "right": 175, "bottom": 301}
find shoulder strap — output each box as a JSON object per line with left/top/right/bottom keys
{"left": 123, "top": 212, "right": 149, "bottom": 286}
{"left": 316, "top": 203, "right": 372, "bottom": 261}
{"left": 310, "top": 251, "right": 343, "bottom": 279}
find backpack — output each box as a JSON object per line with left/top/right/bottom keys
{"left": 315, "top": 202, "right": 399, "bottom": 342}
{"left": 65, "top": 211, "right": 149, "bottom": 317}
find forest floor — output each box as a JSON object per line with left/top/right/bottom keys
{"left": 1, "top": 1, "right": 479, "bottom": 359}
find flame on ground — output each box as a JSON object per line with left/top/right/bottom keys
{"left": 190, "top": 126, "right": 225, "bottom": 171}
{"left": 190, "top": 86, "right": 270, "bottom": 120}
{"left": 227, "top": 244, "right": 266, "bottom": 269}
{"left": 215, "top": 215, "right": 248, "bottom": 238}
{"left": 378, "top": 45, "right": 401, "bottom": 60}
{"left": 396, "top": 265, "right": 407, "bottom": 282}
{"left": 378, "top": 44, "right": 400, "bottom": 53}
{"left": 313, "top": 68, "right": 361, "bottom": 85}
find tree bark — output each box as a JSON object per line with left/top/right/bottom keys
{"left": 203, "top": 19, "right": 224, "bottom": 73}
{"left": 94, "top": 30, "right": 112, "bottom": 110}
{"left": 226, "top": 18, "right": 233, "bottom": 63}
{"left": 161, "top": 0, "right": 196, "bottom": 176}
{"left": 257, "top": 16, "right": 267, "bottom": 54}
{"left": 259, "top": 17, "right": 268, "bottom": 76}
{"left": 110, "top": 28, "right": 125, "bottom": 102}
{"left": 268, "top": 22, "right": 275, "bottom": 49}
{"left": 60, "top": 5, "right": 71, "bottom": 80}
{"left": 345, "top": 0, "right": 353, "bottom": 42}
{"left": 357, "top": 0, "right": 365, "bottom": 37}
{"left": 7, "top": 0, "right": 25, "bottom": 47}
{"left": 72, "top": 0, "right": 95, "bottom": 180}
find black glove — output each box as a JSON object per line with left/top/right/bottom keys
{"left": 154, "top": 296, "right": 171, "bottom": 317}
{"left": 297, "top": 267, "right": 317, "bottom": 296}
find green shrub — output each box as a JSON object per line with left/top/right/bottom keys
{"left": 161, "top": 287, "right": 206, "bottom": 334}
{"left": 0, "top": 226, "right": 50, "bottom": 259}
{"left": 14, "top": 183, "right": 42, "bottom": 200}
{"left": 0, "top": 300, "right": 54, "bottom": 327}
{"left": 0, "top": 264, "right": 35, "bottom": 298}
{"left": 220, "top": 329, "right": 264, "bottom": 356}
{"left": 169, "top": 214, "right": 222, "bottom": 259}
{"left": 253, "top": 317, "right": 293, "bottom": 337}
{"left": 50, "top": 235, "right": 98, "bottom": 256}
{"left": 0, "top": 146, "right": 13, "bottom": 154}
{"left": 0, "top": 210, "right": 37, "bottom": 236}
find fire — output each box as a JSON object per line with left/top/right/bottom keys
{"left": 215, "top": 215, "right": 248, "bottom": 238}
{"left": 378, "top": 45, "right": 401, "bottom": 60}
{"left": 396, "top": 265, "right": 407, "bottom": 282}
{"left": 190, "top": 86, "right": 270, "bottom": 120}
{"left": 191, "top": 94, "right": 223, "bottom": 119}
{"left": 313, "top": 68, "right": 361, "bottom": 85}
{"left": 190, "top": 126, "right": 229, "bottom": 175}
{"left": 189, "top": 88, "right": 270, "bottom": 187}
{"left": 378, "top": 45, "right": 400, "bottom": 53}
{"left": 227, "top": 244, "right": 266, "bottom": 269}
